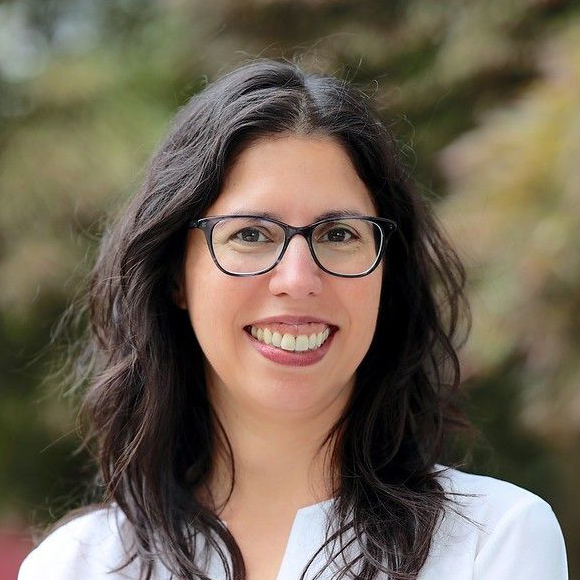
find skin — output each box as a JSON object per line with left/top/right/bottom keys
{"left": 174, "top": 134, "right": 383, "bottom": 578}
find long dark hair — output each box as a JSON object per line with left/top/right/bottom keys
{"left": 55, "top": 58, "right": 475, "bottom": 580}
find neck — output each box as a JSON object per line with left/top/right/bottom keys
{"left": 201, "top": 377, "right": 353, "bottom": 517}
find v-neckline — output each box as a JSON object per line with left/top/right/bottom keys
{"left": 219, "top": 497, "right": 335, "bottom": 526}
{"left": 214, "top": 497, "right": 336, "bottom": 580}
{"left": 273, "top": 497, "right": 335, "bottom": 580}
{"left": 291, "top": 497, "right": 335, "bottom": 517}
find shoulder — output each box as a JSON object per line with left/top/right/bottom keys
{"left": 18, "top": 505, "right": 141, "bottom": 580}
{"left": 428, "top": 464, "right": 568, "bottom": 579}
{"left": 434, "top": 463, "right": 550, "bottom": 522}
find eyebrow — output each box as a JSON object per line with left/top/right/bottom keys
{"left": 226, "top": 208, "right": 368, "bottom": 221}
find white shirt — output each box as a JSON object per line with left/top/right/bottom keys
{"left": 18, "top": 466, "right": 569, "bottom": 580}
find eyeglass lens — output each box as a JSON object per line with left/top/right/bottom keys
{"left": 210, "top": 217, "right": 384, "bottom": 275}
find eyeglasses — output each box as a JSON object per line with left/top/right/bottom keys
{"left": 188, "top": 214, "right": 397, "bottom": 278}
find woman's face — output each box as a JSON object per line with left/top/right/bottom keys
{"left": 176, "top": 135, "right": 383, "bottom": 419}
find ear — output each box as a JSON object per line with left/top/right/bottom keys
{"left": 170, "top": 269, "right": 188, "bottom": 310}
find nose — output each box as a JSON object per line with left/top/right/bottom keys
{"left": 268, "top": 234, "right": 323, "bottom": 298}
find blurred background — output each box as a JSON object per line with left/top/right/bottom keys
{"left": 0, "top": 0, "right": 579, "bottom": 578}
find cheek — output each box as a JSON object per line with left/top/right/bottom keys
{"left": 187, "top": 275, "right": 238, "bottom": 336}
{"left": 185, "top": 254, "right": 257, "bottom": 360}
{"left": 184, "top": 246, "right": 225, "bottom": 347}
{"left": 348, "top": 275, "right": 382, "bottom": 323}
{"left": 341, "top": 275, "right": 382, "bottom": 357}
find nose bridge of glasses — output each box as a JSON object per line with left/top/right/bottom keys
{"left": 270, "top": 226, "right": 316, "bottom": 265}
{"left": 279, "top": 225, "right": 317, "bottom": 264}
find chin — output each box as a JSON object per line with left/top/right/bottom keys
{"left": 249, "top": 377, "right": 348, "bottom": 416}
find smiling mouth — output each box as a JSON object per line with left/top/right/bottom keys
{"left": 243, "top": 324, "right": 338, "bottom": 353}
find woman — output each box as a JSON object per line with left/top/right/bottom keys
{"left": 18, "top": 59, "right": 568, "bottom": 580}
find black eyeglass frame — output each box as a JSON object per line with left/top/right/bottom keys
{"left": 188, "top": 214, "right": 398, "bottom": 278}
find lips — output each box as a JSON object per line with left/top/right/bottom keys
{"left": 244, "top": 323, "right": 338, "bottom": 366}
{"left": 243, "top": 315, "right": 339, "bottom": 364}
{"left": 247, "top": 314, "right": 338, "bottom": 327}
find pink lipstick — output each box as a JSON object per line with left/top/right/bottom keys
{"left": 244, "top": 326, "right": 337, "bottom": 367}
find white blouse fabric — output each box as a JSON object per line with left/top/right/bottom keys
{"left": 18, "top": 466, "right": 569, "bottom": 580}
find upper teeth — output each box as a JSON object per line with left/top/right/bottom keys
{"left": 250, "top": 325, "right": 331, "bottom": 351}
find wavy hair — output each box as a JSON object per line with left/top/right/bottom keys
{"left": 55, "top": 58, "right": 475, "bottom": 580}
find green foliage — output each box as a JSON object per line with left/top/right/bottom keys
{"left": 439, "top": 16, "right": 580, "bottom": 444}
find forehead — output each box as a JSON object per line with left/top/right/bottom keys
{"left": 207, "top": 135, "right": 377, "bottom": 220}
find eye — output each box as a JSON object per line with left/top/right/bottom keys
{"left": 232, "top": 227, "right": 270, "bottom": 243}
{"left": 319, "top": 227, "right": 357, "bottom": 243}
